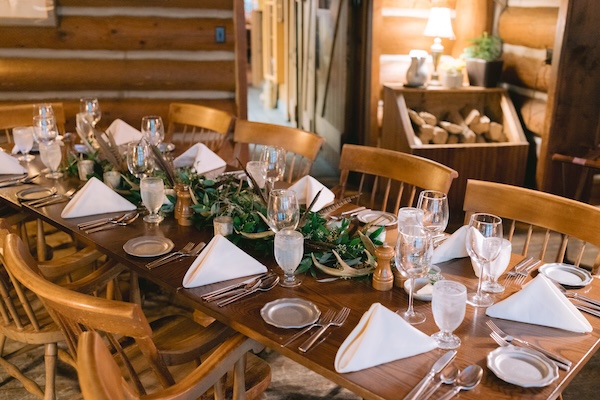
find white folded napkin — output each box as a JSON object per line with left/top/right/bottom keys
{"left": 182, "top": 234, "right": 268, "bottom": 288}
{"left": 106, "top": 119, "right": 142, "bottom": 146}
{"left": 432, "top": 225, "right": 468, "bottom": 264}
{"left": 486, "top": 274, "right": 592, "bottom": 333}
{"left": 471, "top": 238, "right": 511, "bottom": 278}
{"left": 173, "top": 143, "right": 227, "bottom": 175}
{"left": 288, "top": 175, "right": 335, "bottom": 212}
{"left": 61, "top": 177, "right": 137, "bottom": 218}
{"left": 334, "top": 303, "right": 437, "bottom": 373}
{"left": 0, "top": 151, "right": 27, "bottom": 174}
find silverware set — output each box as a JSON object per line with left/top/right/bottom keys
{"left": 504, "top": 256, "right": 541, "bottom": 287}
{"left": 82, "top": 212, "right": 140, "bottom": 233}
{"left": 0, "top": 173, "right": 38, "bottom": 187}
{"left": 199, "top": 273, "right": 279, "bottom": 306}
{"left": 298, "top": 306, "right": 350, "bottom": 353}
{"left": 216, "top": 274, "right": 279, "bottom": 307}
{"left": 281, "top": 309, "right": 336, "bottom": 347}
{"left": 146, "top": 241, "right": 206, "bottom": 269}
{"left": 25, "top": 187, "right": 77, "bottom": 208}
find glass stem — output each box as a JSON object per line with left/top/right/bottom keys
{"left": 407, "top": 278, "right": 416, "bottom": 315}
{"left": 476, "top": 260, "right": 487, "bottom": 297}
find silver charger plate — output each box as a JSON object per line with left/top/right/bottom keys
{"left": 356, "top": 210, "right": 398, "bottom": 226}
{"left": 538, "top": 263, "right": 593, "bottom": 287}
{"left": 16, "top": 186, "right": 57, "bottom": 201}
{"left": 260, "top": 298, "right": 320, "bottom": 329}
{"left": 487, "top": 346, "right": 559, "bottom": 388}
{"left": 123, "top": 236, "right": 174, "bottom": 257}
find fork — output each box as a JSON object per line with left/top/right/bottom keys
{"left": 503, "top": 257, "right": 534, "bottom": 287}
{"left": 299, "top": 307, "right": 350, "bottom": 353}
{"left": 512, "top": 259, "right": 542, "bottom": 287}
{"left": 146, "top": 241, "right": 206, "bottom": 269}
{"left": 30, "top": 188, "right": 77, "bottom": 208}
{"left": 282, "top": 309, "right": 336, "bottom": 347}
{"left": 145, "top": 242, "right": 194, "bottom": 269}
{"left": 486, "top": 320, "right": 571, "bottom": 370}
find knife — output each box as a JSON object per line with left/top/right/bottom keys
{"left": 403, "top": 350, "right": 457, "bottom": 400}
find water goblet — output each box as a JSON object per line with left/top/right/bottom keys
{"left": 275, "top": 229, "right": 304, "bottom": 288}
{"left": 12, "top": 126, "right": 35, "bottom": 162}
{"left": 481, "top": 238, "right": 511, "bottom": 293}
{"left": 39, "top": 141, "right": 63, "bottom": 179}
{"left": 79, "top": 98, "right": 102, "bottom": 128}
{"left": 33, "top": 115, "right": 58, "bottom": 144}
{"left": 465, "top": 213, "right": 503, "bottom": 307}
{"left": 397, "top": 207, "right": 424, "bottom": 232}
{"left": 127, "top": 141, "right": 152, "bottom": 179}
{"left": 33, "top": 103, "right": 54, "bottom": 118}
{"left": 140, "top": 176, "right": 165, "bottom": 224}
{"left": 267, "top": 189, "right": 300, "bottom": 232}
{"left": 260, "top": 146, "right": 286, "bottom": 192}
{"left": 416, "top": 190, "right": 449, "bottom": 236}
{"left": 431, "top": 280, "right": 467, "bottom": 349}
{"left": 395, "top": 224, "right": 431, "bottom": 324}
{"left": 141, "top": 116, "right": 165, "bottom": 146}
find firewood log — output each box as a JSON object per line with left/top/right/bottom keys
{"left": 461, "top": 129, "right": 477, "bottom": 143}
{"left": 447, "top": 134, "right": 460, "bottom": 144}
{"left": 463, "top": 109, "right": 481, "bottom": 126}
{"left": 419, "top": 124, "right": 434, "bottom": 143}
{"left": 432, "top": 126, "right": 449, "bottom": 144}
{"left": 439, "top": 121, "right": 463, "bottom": 134}
{"left": 485, "top": 122, "right": 504, "bottom": 141}
{"left": 419, "top": 111, "right": 437, "bottom": 126}
{"left": 408, "top": 109, "right": 425, "bottom": 126}
{"left": 470, "top": 115, "right": 491, "bottom": 135}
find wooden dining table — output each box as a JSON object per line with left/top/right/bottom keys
{"left": 1, "top": 154, "right": 600, "bottom": 400}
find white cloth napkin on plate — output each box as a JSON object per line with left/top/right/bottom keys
{"left": 0, "top": 151, "right": 27, "bottom": 174}
{"left": 182, "top": 234, "right": 267, "bottom": 288}
{"left": 106, "top": 119, "right": 143, "bottom": 146}
{"left": 173, "top": 143, "right": 227, "bottom": 175}
{"left": 471, "top": 238, "right": 511, "bottom": 278}
{"left": 334, "top": 303, "right": 437, "bottom": 373}
{"left": 61, "top": 177, "right": 137, "bottom": 218}
{"left": 486, "top": 274, "right": 593, "bottom": 333}
{"left": 432, "top": 225, "right": 468, "bottom": 264}
{"left": 288, "top": 175, "right": 335, "bottom": 212}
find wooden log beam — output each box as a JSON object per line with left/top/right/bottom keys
{"left": 498, "top": 7, "right": 558, "bottom": 49}
{"left": 58, "top": 0, "right": 233, "bottom": 9}
{"left": 502, "top": 52, "right": 552, "bottom": 92}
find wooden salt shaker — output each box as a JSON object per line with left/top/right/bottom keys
{"left": 372, "top": 245, "right": 394, "bottom": 291}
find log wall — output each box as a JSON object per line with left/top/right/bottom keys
{"left": 0, "top": 0, "right": 246, "bottom": 132}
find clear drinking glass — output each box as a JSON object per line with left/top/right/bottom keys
{"left": 397, "top": 207, "right": 424, "bottom": 232}
{"left": 416, "top": 190, "right": 449, "bottom": 236}
{"left": 465, "top": 213, "right": 503, "bottom": 307}
{"left": 79, "top": 98, "right": 102, "bottom": 127}
{"left": 395, "top": 224, "right": 431, "bottom": 324}
{"left": 140, "top": 176, "right": 165, "bottom": 224}
{"left": 33, "top": 115, "right": 58, "bottom": 144}
{"left": 260, "top": 146, "right": 286, "bottom": 192}
{"left": 482, "top": 238, "right": 512, "bottom": 293}
{"left": 141, "top": 116, "right": 165, "bottom": 146}
{"left": 33, "top": 103, "right": 54, "bottom": 118}
{"left": 39, "top": 141, "right": 63, "bottom": 179}
{"left": 274, "top": 229, "right": 304, "bottom": 288}
{"left": 431, "top": 280, "right": 467, "bottom": 349}
{"left": 246, "top": 160, "right": 267, "bottom": 189}
{"left": 12, "top": 126, "right": 35, "bottom": 162}
{"left": 127, "top": 141, "right": 152, "bottom": 179}
{"left": 267, "top": 189, "right": 300, "bottom": 232}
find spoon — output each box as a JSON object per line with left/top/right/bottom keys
{"left": 84, "top": 212, "right": 139, "bottom": 233}
{"left": 419, "top": 363, "right": 459, "bottom": 400}
{"left": 436, "top": 365, "right": 483, "bottom": 400}
{"left": 217, "top": 274, "right": 280, "bottom": 307}
{"left": 204, "top": 273, "right": 274, "bottom": 301}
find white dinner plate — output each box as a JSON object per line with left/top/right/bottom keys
{"left": 260, "top": 298, "right": 320, "bottom": 329}
{"left": 16, "top": 186, "right": 57, "bottom": 201}
{"left": 538, "top": 263, "right": 593, "bottom": 287}
{"left": 487, "top": 346, "right": 559, "bottom": 387}
{"left": 356, "top": 210, "right": 398, "bottom": 227}
{"left": 123, "top": 236, "right": 174, "bottom": 258}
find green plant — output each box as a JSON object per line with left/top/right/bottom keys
{"left": 464, "top": 32, "right": 502, "bottom": 61}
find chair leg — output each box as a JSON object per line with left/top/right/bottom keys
{"left": 36, "top": 219, "right": 48, "bottom": 262}
{"left": 44, "top": 343, "right": 57, "bottom": 400}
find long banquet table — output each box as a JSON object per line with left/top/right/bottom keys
{"left": 1, "top": 159, "right": 600, "bottom": 400}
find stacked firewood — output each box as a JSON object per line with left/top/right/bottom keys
{"left": 408, "top": 108, "right": 507, "bottom": 145}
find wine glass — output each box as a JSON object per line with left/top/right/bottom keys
{"left": 481, "top": 238, "right": 512, "bottom": 293}
{"left": 140, "top": 176, "right": 165, "bottom": 224}
{"left": 33, "top": 103, "right": 54, "bottom": 118}
{"left": 260, "top": 146, "right": 286, "bottom": 192}
{"left": 275, "top": 229, "right": 304, "bottom": 287}
{"left": 12, "top": 126, "right": 35, "bottom": 162}
{"left": 267, "top": 189, "right": 300, "bottom": 232}
{"left": 79, "top": 98, "right": 102, "bottom": 128}
{"left": 395, "top": 224, "right": 431, "bottom": 324}
{"left": 465, "top": 213, "right": 503, "bottom": 307}
{"left": 246, "top": 160, "right": 267, "bottom": 189}
{"left": 127, "top": 141, "right": 152, "bottom": 179}
{"left": 38, "top": 141, "right": 63, "bottom": 179}
{"left": 141, "top": 116, "right": 165, "bottom": 146}
{"left": 33, "top": 115, "right": 58, "bottom": 144}
{"left": 431, "top": 280, "right": 467, "bottom": 349}
{"left": 416, "top": 190, "right": 449, "bottom": 237}
{"left": 397, "top": 207, "right": 424, "bottom": 232}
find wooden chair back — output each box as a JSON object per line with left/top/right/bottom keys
{"left": 463, "top": 179, "right": 600, "bottom": 273}
{"left": 165, "top": 103, "right": 235, "bottom": 152}
{"left": 233, "top": 120, "right": 325, "bottom": 183}
{"left": 337, "top": 144, "right": 459, "bottom": 214}
{"left": 0, "top": 103, "right": 66, "bottom": 144}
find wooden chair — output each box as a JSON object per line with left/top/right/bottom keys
{"left": 463, "top": 179, "right": 600, "bottom": 273}
{"left": 0, "top": 102, "right": 66, "bottom": 144}
{"left": 336, "top": 144, "right": 459, "bottom": 214}
{"left": 2, "top": 231, "right": 271, "bottom": 399}
{"left": 232, "top": 120, "right": 325, "bottom": 183}
{"left": 165, "top": 103, "right": 235, "bottom": 152}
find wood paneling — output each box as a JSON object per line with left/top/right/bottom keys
{"left": 57, "top": 0, "right": 233, "bottom": 9}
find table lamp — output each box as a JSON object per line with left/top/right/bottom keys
{"left": 424, "top": 7, "right": 455, "bottom": 86}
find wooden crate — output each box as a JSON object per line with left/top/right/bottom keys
{"left": 380, "top": 85, "right": 529, "bottom": 212}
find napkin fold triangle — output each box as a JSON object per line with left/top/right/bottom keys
{"left": 0, "top": 151, "right": 27, "bottom": 174}
{"left": 288, "top": 175, "right": 335, "bottom": 212}
{"left": 106, "top": 119, "right": 143, "bottom": 146}
{"left": 335, "top": 303, "right": 437, "bottom": 373}
{"left": 486, "top": 274, "right": 592, "bottom": 333}
{"left": 432, "top": 225, "right": 468, "bottom": 264}
{"left": 61, "top": 177, "right": 137, "bottom": 218}
{"left": 182, "top": 234, "right": 267, "bottom": 288}
{"left": 173, "top": 143, "right": 226, "bottom": 175}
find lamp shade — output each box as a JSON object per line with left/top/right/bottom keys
{"left": 424, "top": 7, "right": 455, "bottom": 40}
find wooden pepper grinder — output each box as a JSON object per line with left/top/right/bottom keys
{"left": 373, "top": 244, "right": 394, "bottom": 291}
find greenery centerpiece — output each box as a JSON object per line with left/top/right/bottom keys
{"left": 463, "top": 31, "right": 503, "bottom": 87}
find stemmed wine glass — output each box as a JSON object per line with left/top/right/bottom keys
{"left": 260, "top": 146, "right": 286, "bottom": 192}
{"left": 140, "top": 176, "right": 165, "bottom": 224}
{"left": 275, "top": 229, "right": 304, "bottom": 287}
{"left": 12, "top": 127, "right": 35, "bottom": 162}
{"left": 395, "top": 224, "right": 431, "bottom": 324}
{"left": 33, "top": 103, "right": 54, "bottom": 118}
{"left": 416, "top": 190, "right": 449, "bottom": 238}
{"left": 127, "top": 141, "right": 152, "bottom": 179}
{"left": 431, "top": 280, "right": 467, "bottom": 349}
{"left": 79, "top": 98, "right": 102, "bottom": 128}
{"left": 39, "top": 141, "right": 63, "bottom": 179}
{"left": 33, "top": 115, "right": 58, "bottom": 144}
{"left": 141, "top": 116, "right": 165, "bottom": 146}
{"left": 465, "top": 213, "right": 503, "bottom": 307}
{"left": 397, "top": 207, "right": 424, "bottom": 232}
{"left": 267, "top": 189, "right": 300, "bottom": 232}
{"left": 482, "top": 238, "right": 511, "bottom": 293}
